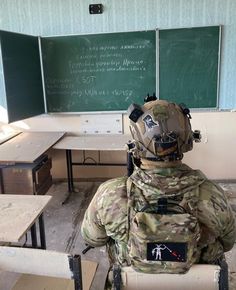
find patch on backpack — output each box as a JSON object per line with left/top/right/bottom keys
{"left": 147, "top": 242, "right": 187, "bottom": 262}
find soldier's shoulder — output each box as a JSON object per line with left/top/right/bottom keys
{"left": 97, "top": 176, "right": 128, "bottom": 196}
{"left": 181, "top": 164, "right": 206, "bottom": 178}
{"left": 181, "top": 166, "right": 225, "bottom": 199}
{"left": 198, "top": 175, "right": 225, "bottom": 200}
{"left": 94, "top": 176, "right": 128, "bottom": 213}
{"left": 100, "top": 176, "right": 128, "bottom": 188}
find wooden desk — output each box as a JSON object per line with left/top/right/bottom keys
{"left": 0, "top": 195, "right": 52, "bottom": 249}
{"left": 0, "top": 131, "right": 21, "bottom": 145}
{"left": 0, "top": 132, "right": 64, "bottom": 163}
{"left": 53, "top": 135, "right": 131, "bottom": 193}
{"left": 0, "top": 132, "right": 64, "bottom": 195}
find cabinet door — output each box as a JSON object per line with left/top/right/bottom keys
{"left": 34, "top": 158, "right": 52, "bottom": 194}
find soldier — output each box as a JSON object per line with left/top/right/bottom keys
{"left": 81, "top": 99, "right": 236, "bottom": 289}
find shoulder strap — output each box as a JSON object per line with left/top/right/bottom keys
{"left": 126, "top": 177, "right": 151, "bottom": 240}
{"left": 126, "top": 177, "right": 133, "bottom": 200}
{"left": 127, "top": 177, "right": 150, "bottom": 206}
{"left": 127, "top": 178, "right": 145, "bottom": 240}
{"left": 126, "top": 178, "right": 133, "bottom": 241}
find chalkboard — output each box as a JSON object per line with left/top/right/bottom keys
{"left": 41, "top": 31, "right": 156, "bottom": 112}
{"left": 0, "top": 31, "right": 45, "bottom": 123}
{"left": 159, "top": 26, "right": 220, "bottom": 108}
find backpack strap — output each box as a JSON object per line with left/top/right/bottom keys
{"left": 127, "top": 177, "right": 150, "bottom": 206}
{"left": 126, "top": 177, "right": 133, "bottom": 200}
{"left": 126, "top": 177, "right": 151, "bottom": 240}
{"left": 126, "top": 178, "right": 133, "bottom": 241}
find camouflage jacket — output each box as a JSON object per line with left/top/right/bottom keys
{"left": 81, "top": 163, "right": 236, "bottom": 266}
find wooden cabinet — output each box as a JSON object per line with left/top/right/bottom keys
{"left": 0, "top": 155, "right": 52, "bottom": 195}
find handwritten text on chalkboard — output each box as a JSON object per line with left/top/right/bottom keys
{"left": 42, "top": 31, "right": 156, "bottom": 112}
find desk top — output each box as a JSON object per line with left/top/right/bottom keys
{"left": 0, "top": 132, "right": 64, "bottom": 163}
{"left": 0, "top": 131, "right": 21, "bottom": 145}
{"left": 0, "top": 195, "right": 52, "bottom": 243}
{"left": 53, "top": 134, "right": 132, "bottom": 151}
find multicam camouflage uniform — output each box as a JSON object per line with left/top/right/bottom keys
{"left": 81, "top": 161, "right": 236, "bottom": 287}
{"left": 82, "top": 100, "right": 236, "bottom": 289}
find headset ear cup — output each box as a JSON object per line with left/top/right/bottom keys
{"left": 128, "top": 104, "right": 144, "bottom": 123}
{"left": 193, "top": 130, "right": 201, "bottom": 143}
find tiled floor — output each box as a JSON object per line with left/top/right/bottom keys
{"left": 0, "top": 181, "right": 236, "bottom": 290}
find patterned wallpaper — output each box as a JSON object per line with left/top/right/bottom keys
{"left": 0, "top": 0, "right": 236, "bottom": 109}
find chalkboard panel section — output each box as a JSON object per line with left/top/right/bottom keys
{"left": 41, "top": 31, "right": 156, "bottom": 112}
{"left": 0, "top": 31, "right": 45, "bottom": 123}
{"left": 0, "top": 43, "right": 7, "bottom": 112}
{"left": 159, "top": 26, "right": 220, "bottom": 108}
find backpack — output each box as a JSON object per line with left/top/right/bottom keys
{"left": 126, "top": 177, "right": 202, "bottom": 274}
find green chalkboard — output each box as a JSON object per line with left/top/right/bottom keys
{"left": 0, "top": 31, "right": 45, "bottom": 123}
{"left": 41, "top": 31, "right": 156, "bottom": 112}
{"left": 159, "top": 26, "right": 220, "bottom": 108}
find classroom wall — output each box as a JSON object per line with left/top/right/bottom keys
{"left": 1, "top": 111, "right": 236, "bottom": 181}
{"left": 0, "top": 0, "right": 236, "bottom": 180}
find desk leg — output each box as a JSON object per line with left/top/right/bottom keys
{"left": 0, "top": 169, "right": 5, "bottom": 194}
{"left": 62, "top": 149, "right": 76, "bottom": 205}
{"left": 30, "top": 224, "right": 38, "bottom": 248}
{"left": 66, "top": 149, "right": 75, "bottom": 192}
{"left": 39, "top": 214, "right": 46, "bottom": 249}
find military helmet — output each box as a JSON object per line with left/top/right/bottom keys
{"left": 128, "top": 99, "right": 200, "bottom": 161}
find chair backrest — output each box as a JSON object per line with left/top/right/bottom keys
{"left": 114, "top": 264, "right": 223, "bottom": 290}
{"left": 0, "top": 246, "right": 82, "bottom": 290}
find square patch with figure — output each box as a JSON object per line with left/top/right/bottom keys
{"left": 147, "top": 242, "right": 187, "bottom": 262}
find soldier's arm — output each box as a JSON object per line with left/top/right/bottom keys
{"left": 198, "top": 181, "right": 236, "bottom": 252}
{"left": 81, "top": 185, "right": 109, "bottom": 247}
{"left": 81, "top": 177, "right": 128, "bottom": 247}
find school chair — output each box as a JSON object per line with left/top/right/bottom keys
{"left": 113, "top": 259, "right": 229, "bottom": 290}
{"left": 0, "top": 246, "right": 84, "bottom": 290}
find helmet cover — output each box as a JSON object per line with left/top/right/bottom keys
{"left": 128, "top": 100, "right": 194, "bottom": 161}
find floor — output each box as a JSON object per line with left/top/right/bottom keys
{"left": 0, "top": 180, "right": 236, "bottom": 290}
